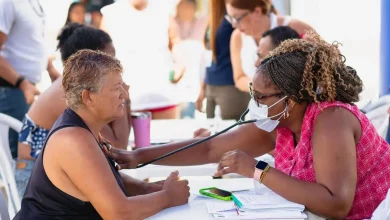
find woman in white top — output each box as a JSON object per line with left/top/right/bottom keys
{"left": 101, "top": 0, "right": 181, "bottom": 119}
{"left": 173, "top": 0, "right": 208, "bottom": 118}
{"left": 226, "top": 0, "right": 314, "bottom": 93}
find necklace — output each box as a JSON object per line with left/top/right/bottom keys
{"left": 28, "top": 0, "right": 45, "bottom": 18}
{"left": 28, "top": 0, "right": 45, "bottom": 37}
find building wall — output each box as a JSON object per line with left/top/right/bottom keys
{"left": 291, "top": 0, "right": 381, "bottom": 106}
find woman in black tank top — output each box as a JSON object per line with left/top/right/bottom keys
{"left": 14, "top": 50, "right": 190, "bottom": 220}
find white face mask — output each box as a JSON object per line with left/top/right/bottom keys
{"left": 249, "top": 96, "right": 288, "bottom": 132}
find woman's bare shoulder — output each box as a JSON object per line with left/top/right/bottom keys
{"left": 45, "top": 127, "right": 102, "bottom": 160}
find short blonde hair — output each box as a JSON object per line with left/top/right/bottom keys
{"left": 62, "top": 49, "right": 123, "bottom": 109}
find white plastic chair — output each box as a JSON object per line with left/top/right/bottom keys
{"left": 0, "top": 113, "right": 22, "bottom": 164}
{"left": 0, "top": 114, "right": 22, "bottom": 217}
{"left": 361, "top": 95, "right": 390, "bottom": 139}
{"left": 371, "top": 188, "right": 390, "bottom": 220}
{"left": 0, "top": 137, "right": 20, "bottom": 218}
{"left": 0, "top": 189, "right": 10, "bottom": 220}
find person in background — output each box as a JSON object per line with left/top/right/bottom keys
{"left": 0, "top": 0, "right": 61, "bottom": 159}
{"left": 227, "top": 0, "right": 313, "bottom": 94}
{"left": 194, "top": 26, "right": 300, "bottom": 159}
{"left": 83, "top": 0, "right": 114, "bottom": 28}
{"left": 196, "top": 0, "right": 250, "bottom": 121}
{"left": 105, "top": 32, "right": 390, "bottom": 219}
{"left": 101, "top": 0, "right": 182, "bottom": 119}
{"left": 173, "top": 0, "right": 208, "bottom": 118}
{"left": 64, "top": 2, "right": 86, "bottom": 26}
{"left": 16, "top": 24, "right": 132, "bottom": 197}
{"left": 254, "top": 26, "right": 300, "bottom": 66}
{"left": 174, "top": 0, "right": 207, "bottom": 41}
{"left": 15, "top": 49, "right": 190, "bottom": 220}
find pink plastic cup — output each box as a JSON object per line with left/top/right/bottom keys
{"left": 132, "top": 112, "right": 151, "bottom": 148}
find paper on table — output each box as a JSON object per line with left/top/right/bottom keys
{"left": 233, "top": 194, "right": 304, "bottom": 211}
{"left": 206, "top": 202, "right": 307, "bottom": 219}
{"left": 206, "top": 202, "right": 236, "bottom": 213}
{"left": 211, "top": 210, "right": 306, "bottom": 220}
{"left": 239, "top": 210, "right": 307, "bottom": 219}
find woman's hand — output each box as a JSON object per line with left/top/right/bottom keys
{"left": 214, "top": 150, "right": 257, "bottom": 178}
{"left": 103, "top": 146, "right": 140, "bottom": 169}
{"left": 195, "top": 89, "right": 205, "bottom": 112}
{"left": 144, "top": 180, "right": 165, "bottom": 194}
{"left": 162, "top": 171, "right": 190, "bottom": 208}
{"left": 193, "top": 128, "right": 211, "bottom": 138}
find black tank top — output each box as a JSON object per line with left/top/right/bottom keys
{"left": 14, "top": 108, "right": 127, "bottom": 220}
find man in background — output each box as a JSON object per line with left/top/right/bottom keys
{"left": 0, "top": 0, "right": 60, "bottom": 158}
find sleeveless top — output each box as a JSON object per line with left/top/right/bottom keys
{"left": 101, "top": 0, "right": 179, "bottom": 111}
{"left": 240, "top": 13, "right": 291, "bottom": 79}
{"left": 205, "top": 17, "right": 235, "bottom": 86}
{"left": 15, "top": 108, "right": 127, "bottom": 220}
{"left": 274, "top": 101, "right": 390, "bottom": 219}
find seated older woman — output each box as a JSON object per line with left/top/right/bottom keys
{"left": 18, "top": 24, "right": 131, "bottom": 161}
{"left": 15, "top": 23, "right": 132, "bottom": 197}
{"left": 14, "top": 50, "right": 190, "bottom": 219}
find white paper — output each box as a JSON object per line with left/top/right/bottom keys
{"left": 239, "top": 210, "right": 307, "bottom": 219}
{"left": 206, "top": 201, "right": 307, "bottom": 219}
{"left": 206, "top": 202, "right": 236, "bottom": 213}
{"left": 233, "top": 194, "right": 304, "bottom": 211}
{"left": 211, "top": 210, "right": 306, "bottom": 220}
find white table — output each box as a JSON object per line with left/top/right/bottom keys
{"left": 147, "top": 178, "right": 324, "bottom": 220}
{"left": 129, "top": 119, "right": 237, "bottom": 144}
{"left": 121, "top": 164, "right": 218, "bottom": 180}
{"left": 125, "top": 118, "right": 275, "bottom": 180}
{"left": 147, "top": 178, "right": 253, "bottom": 220}
{"left": 121, "top": 152, "right": 275, "bottom": 180}
{"left": 126, "top": 119, "right": 236, "bottom": 180}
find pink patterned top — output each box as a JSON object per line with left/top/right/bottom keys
{"left": 274, "top": 101, "right": 390, "bottom": 219}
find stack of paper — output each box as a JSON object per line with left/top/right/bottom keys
{"left": 233, "top": 194, "right": 304, "bottom": 212}
{"left": 205, "top": 192, "right": 307, "bottom": 219}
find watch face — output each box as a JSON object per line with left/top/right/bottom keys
{"left": 256, "top": 160, "right": 268, "bottom": 170}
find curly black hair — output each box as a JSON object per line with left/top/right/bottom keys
{"left": 258, "top": 31, "right": 363, "bottom": 104}
{"left": 57, "top": 23, "right": 112, "bottom": 62}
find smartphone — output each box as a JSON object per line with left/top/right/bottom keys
{"left": 199, "top": 187, "right": 232, "bottom": 201}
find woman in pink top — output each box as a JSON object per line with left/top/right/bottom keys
{"left": 105, "top": 32, "right": 390, "bottom": 219}
{"left": 213, "top": 33, "right": 390, "bottom": 219}
{"left": 174, "top": 0, "right": 208, "bottom": 41}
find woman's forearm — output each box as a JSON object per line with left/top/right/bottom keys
{"left": 263, "top": 168, "right": 353, "bottom": 219}
{"left": 235, "top": 76, "right": 250, "bottom": 93}
{"left": 120, "top": 172, "right": 148, "bottom": 196}
{"left": 136, "top": 138, "right": 213, "bottom": 166}
{"left": 110, "top": 191, "right": 169, "bottom": 220}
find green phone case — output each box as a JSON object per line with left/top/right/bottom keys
{"left": 199, "top": 187, "right": 232, "bottom": 201}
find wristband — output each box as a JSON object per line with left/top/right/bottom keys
{"left": 15, "top": 76, "right": 25, "bottom": 88}
{"left": 253, "top": 160, "right": 270, "bottom": 183}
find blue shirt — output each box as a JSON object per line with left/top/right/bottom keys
{"left": 205, "top": 18, "right": 235, "bottom": 86}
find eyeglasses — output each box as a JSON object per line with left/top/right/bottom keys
{"left": 225, "top": 11, "right": 251, "bottom": 26}
{"left": 249, "top": 82, "right": 284, "bottom": 107}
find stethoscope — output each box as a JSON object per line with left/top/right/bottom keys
{"left": 136, "top": 109, "right": 256, "bottom": 168}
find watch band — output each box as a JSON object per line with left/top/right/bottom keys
{"left": 253, "top": 168, "right": 263, "bottom": 182}
{"left": 253, "top": 160, "right": 270, "bottom": 183}
{"left": 15, "top": 76, "right": 25, "bottom": 88}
